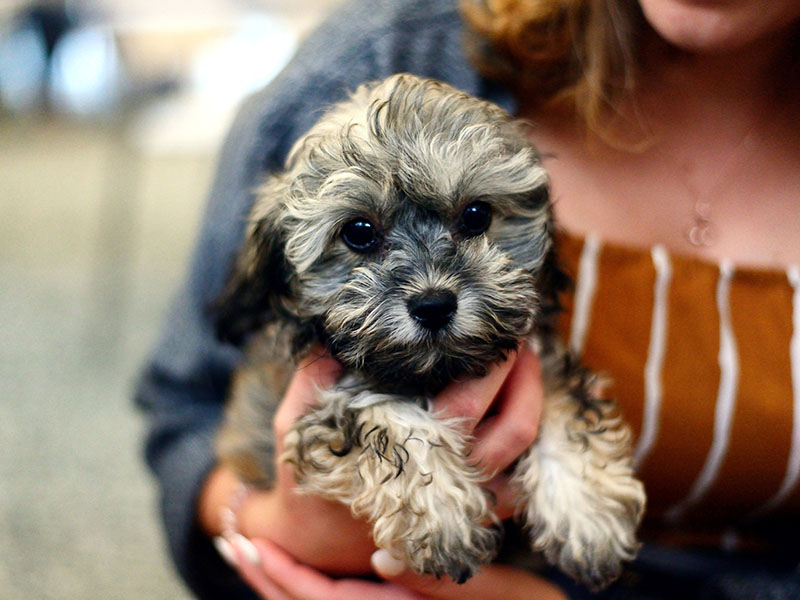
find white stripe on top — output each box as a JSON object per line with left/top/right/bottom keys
{"left": 666, "top": 260, "right": 739, "bottom": 522}
{"left": 634, "top": 245, "right": 672, "bottom": 468}
{"left": 752, "top": 265, "right": 800, "bottom": 516}
{"left": 569, "top": 233, "right": 601, "bottom": 356}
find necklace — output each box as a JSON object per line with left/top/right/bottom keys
{"left": 664, "top": 127, "right": 758, "bottom": 249}
{"left": 687, "top": 199, "right": 714, "bottom": 248}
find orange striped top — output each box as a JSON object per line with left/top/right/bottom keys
{"left": 555, "top": 232, "right": 800, "bottom": 545}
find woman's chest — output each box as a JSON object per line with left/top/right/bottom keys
{"left": 532, "top": 123, "right": 800, "bottom": 269}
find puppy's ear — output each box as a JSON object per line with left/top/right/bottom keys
{"left": 214, "top": 179, "right": 294, "bottom": 346}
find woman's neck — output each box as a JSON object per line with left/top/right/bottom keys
{"left": 633, "top": 32, "right": 798, "bottom": 138}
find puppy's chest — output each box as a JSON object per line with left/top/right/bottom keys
{"left": 327, "top": 372, "right": 434, "bottom": 411}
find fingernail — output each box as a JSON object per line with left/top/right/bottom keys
{"left": 213, "top": 536, "right": 237, "bottom": 567}
{"left": 371, "top": 549, "right": 406, "bottom": 577}
{"left": 231, "top": 533, "right": 261, "bottom": 565}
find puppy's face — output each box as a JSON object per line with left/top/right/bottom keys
{"left": 217, "top": 75, "right": 552, "bottom": 391}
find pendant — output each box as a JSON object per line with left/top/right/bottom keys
{"left": 687, "top": 200, "right": 714, "bottom": 247}
{"left": 687, "top": 222, "right": 714, "bottom": 247}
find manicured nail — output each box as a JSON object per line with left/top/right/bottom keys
{"left": 213, "top": 536, "right": 237, "bottom": 567}
{"left": 231, "top": 533, "right": 261, "bottom": 565}
{"left": 371, "top": 549, "right": 406, "bottom": 577}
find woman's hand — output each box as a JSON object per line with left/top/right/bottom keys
{"left": 219, "top": 539, "right": 565, "bottom": 600}
{"left": 199, "top": 348, "right": 377, "bottom": 574}
{"left": 432, "top": 343, "right": 543, "bottom": 520}
{"left": 199, "top": 342, "right": 547, "bottom": 594}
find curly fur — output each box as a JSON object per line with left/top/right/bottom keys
{"left": 214, "top": 74, "right": 645, "bottom": 589}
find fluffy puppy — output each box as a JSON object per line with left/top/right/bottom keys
{"left": 214, "top": 73, "right": 645, "bottom": 590}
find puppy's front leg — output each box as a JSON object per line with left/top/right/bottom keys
{"left": 512, "top": 380, "right": 645, "bottom": 591}
{"left": 283, "top": 387, "right": 500, "bottom": 583}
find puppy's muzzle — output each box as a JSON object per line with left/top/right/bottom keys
{"left": 408, "top": 291, "right": 458, "bottom": 332}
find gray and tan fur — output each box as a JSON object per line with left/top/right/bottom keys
{"left": 215, "top": 74, "right": 645, "bottom": 590}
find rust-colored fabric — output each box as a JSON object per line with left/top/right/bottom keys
{"left": 555, "top": 232, "right": 798, "bottom": 540}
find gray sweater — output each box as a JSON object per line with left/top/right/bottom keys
{"left": 134, "top": 1, "right": 513, "bottom": 597}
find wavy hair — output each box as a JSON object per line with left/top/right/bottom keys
{"left": 461, "top": 0, "right": 645, "bottom": 133}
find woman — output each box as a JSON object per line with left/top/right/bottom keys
{"left": 135, "top": 0, "right": 800, "bottom": 597}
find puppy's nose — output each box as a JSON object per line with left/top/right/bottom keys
{"left": 408, "top": 291, "right": 458, "bottom": 331}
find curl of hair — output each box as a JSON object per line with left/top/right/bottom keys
{"left": 461, "top": 0, "right": 645, "bottom": 134}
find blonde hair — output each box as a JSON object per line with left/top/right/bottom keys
{"left": 461, "top": 0, "right": 644, "bottom": 133}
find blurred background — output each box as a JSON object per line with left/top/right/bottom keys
{"left": 0, "top": 0, "right": 342, "bottom": 597}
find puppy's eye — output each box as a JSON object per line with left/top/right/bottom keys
{"left": 529, "top": 184, "right": 549, "bottom": 207}
{"left": 341, "top": 218, "right": 380, "bottom": 253}
{"left": 459, "top": 201, "right": 492, "bottom": 237}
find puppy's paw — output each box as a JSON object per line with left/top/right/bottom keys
{"left": 279, "top": 393, "right": 361, "bottom": 489}
{"left": 370, "top": 471, "right": 500, "bottom": 583}
{"left": 513, "top": 391, "right": 645, "bottom": 590}
{"left": 527, "top": 476, "right": 643, "bottom": 590}
{"left": 517, "top": 449, "right": 645, "bottom": 590}
{"left": 404, "top": 521, "right": 501, "bottom": 584}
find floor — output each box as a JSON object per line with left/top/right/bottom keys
{"left": 0, "top": 113, "right": 214, "bottom": 599}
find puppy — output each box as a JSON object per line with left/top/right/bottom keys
{"left": 214, "top": 74, "right": 645, "bottom": 590}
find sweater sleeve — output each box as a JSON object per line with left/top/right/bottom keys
{"left": 133, "top": 1, "right": 510, "bottom": 597}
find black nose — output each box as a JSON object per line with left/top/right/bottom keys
{"left": 408, "top": 291, "right": 458, "bottom": 331}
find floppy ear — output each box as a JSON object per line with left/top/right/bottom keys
{"left": 214, "top": 178, "right": 294, "bottom": 346}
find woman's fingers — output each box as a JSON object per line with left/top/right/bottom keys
{"left": 223, "top": 535, "right": 293, "bottom": 600}
{"left": 431, "top": 351, "right": 518, "bottom": 432}
{"left": 223, "top": 535, "right": 567, "bottom": 600}
{"left": 483, "top": 473, "right": 519, "bottom": 521}
{"left": 273, "top": 345, "right": 341, "bottom": 438}
{"left": 240, "top": 538, "right": 428, "bottom": 600}
{"left": 276, "top": 343, "right": 542, "bottom": 479}
{"left": 371, "top": 550, "right": 567, "bottom": 600}
{"left": 470, "top": 345, "right": 543, "bottom": 474}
